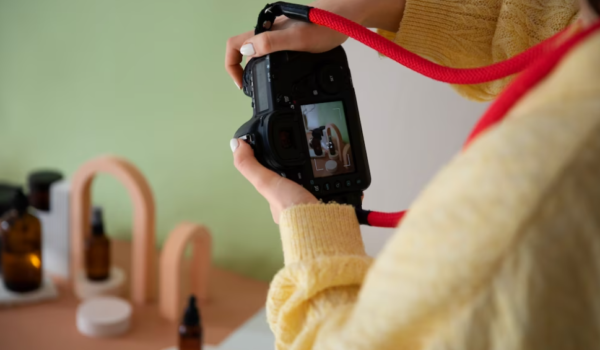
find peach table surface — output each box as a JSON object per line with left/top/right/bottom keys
{"left": 0, "top": 239, "right": 269, "bottom": 350}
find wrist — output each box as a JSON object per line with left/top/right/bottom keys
{"left": 284, "top": 195, "right": 319, "bottom": 212}
{"left": 279, "top": 203, "right": 365, "bottom": 265}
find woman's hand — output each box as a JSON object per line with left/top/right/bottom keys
{"left": 231, "top": 138, "right": 319, "bottom": 224}
{"left": 225, "top": 15, "right": 348, "bottom": 89}
{"left": 225, "top": 0, "right": 406, "bottom": 88}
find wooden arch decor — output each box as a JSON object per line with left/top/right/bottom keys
{"left": 159, "top": 222, "right": 211, "bottom": 322}
{"left": 70, "top": 155, "right": 155, "bottom": 305}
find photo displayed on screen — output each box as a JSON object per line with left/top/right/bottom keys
{"left": 301, "top": 101, "right": 356, "bottom": 178}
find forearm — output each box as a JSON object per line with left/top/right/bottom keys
{"left": 310, "top": 0, "right": 406, "bottom": 31}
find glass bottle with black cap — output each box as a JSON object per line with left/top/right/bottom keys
{"left": 85, "top": 207, "right": 111, "bottom": 281}
{"left": 0, "top": 188, "right": 43, "bottom": 292}
{"left": 179, "top": 295, "right": 203, "bottom": 350}
{"left": 0, "top": 184, "right": 18, "bottom": 274}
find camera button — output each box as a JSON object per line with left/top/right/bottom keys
{"left": 334, "top": 181, "right": 342, "bottom": 189}
{"left": 313, "top": 185, "right": 321, "bottom": 192}
{"left": 345, "top": 180, "right": 352, "bottom": 188}
{"left": 324, "top": 183, "right": 331, "bottom": 191}
{"left": 356, "top": 179, "right": 363, "bottom": 186}
{"left": 318, "top": 64, "right": 344, "bottom": 94}
{"left": 276, "top": 94, "right": 288, "bottom": 105}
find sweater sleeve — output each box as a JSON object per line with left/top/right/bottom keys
{"left": 378, "top": 0, "right": 579, "bottom": 101}
{"left": 267, "top": 203, "right": 372, "bottom": 350}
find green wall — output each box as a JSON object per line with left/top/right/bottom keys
{"left": 0, "top": 0, "right": 307, "bottom": 281}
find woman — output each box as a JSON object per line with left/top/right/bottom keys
{"left": 225, "top": 0, "right": 600, "bottom": 349}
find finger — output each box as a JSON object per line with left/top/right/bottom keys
{"left": 232, "top": 139, "right": 283, "bottom": 202}
{"left": 225, "top": 31, "right": 254, "bottom": 88}
{"left": 241, "top": 29, "right": 308, "bottom": 58}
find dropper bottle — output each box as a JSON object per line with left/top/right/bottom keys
{"left": 179, "top": 295, "right": 203, "bottom": 350}
{"left": 85, "top": 207, "right": 111, "bottom": 281}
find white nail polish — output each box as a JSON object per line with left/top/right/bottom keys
{"left": 230, "top": 139, "right": 239, "bottom": 152}
{"left": 235, "top": 81, "right": 241, "bottom": 90}
{"left": 240, "top": 43, "right": 256, "bottom": 56}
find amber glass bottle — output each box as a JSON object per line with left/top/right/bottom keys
{"left": 179, "top": 295, "right": 203, "bottom": 350}
{"left": 85, "top": 207, "right": 110, "bottom": 281}
{"left": 0, "top": 188, "right": 43, "bottom": 293}
{"left": 0, "top": 184, "right": 18, "bottom": 274}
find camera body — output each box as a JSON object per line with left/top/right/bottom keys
{"left": 234, "top": 46, "right": 370, "bottom": 207}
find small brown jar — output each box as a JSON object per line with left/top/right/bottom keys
{"left": 85, "top": 207, "right": 111, "bottom": 281}
{"left": 1, "top": 188, "right": 43, "bottom": 293}
{"left": 28, "top": 170, "right": 63, "bottom": 212}
{"left": 179, "top": 295, "right": 203, "bottom": 350}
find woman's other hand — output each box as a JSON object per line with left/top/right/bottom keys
{"left": 225, "top": 0, "right": 406, "bottom": 88}
{"left": 231, "top": 138, "right": 319, "bottom": 224}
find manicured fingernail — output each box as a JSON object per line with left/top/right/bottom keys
{"left": 230, "top": 138, "right": 239, "bottom": 152}
{"left": 240, "top": 43, "right": 255, "bottom": 56}
{"left": 235, "top": 81, "right": 241, "bottom": 90}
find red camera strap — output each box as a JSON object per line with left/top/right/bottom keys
{"left": 305, "top": 8, "right": 600, "bottom": 228}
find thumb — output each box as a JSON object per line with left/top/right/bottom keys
{"left": 231, "top": 138, "right": 280, "bottom": 200}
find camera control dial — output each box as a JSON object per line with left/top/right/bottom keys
{"left": 317, "top": 64, "right": 344, "bottom": 94}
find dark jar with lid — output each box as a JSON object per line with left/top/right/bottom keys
{"left": 28, "top": 170, "right": 63, "bottom": 211}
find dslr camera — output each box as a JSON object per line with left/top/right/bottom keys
{"left": 234, "top": 46, "right": 370, "bottom": 207}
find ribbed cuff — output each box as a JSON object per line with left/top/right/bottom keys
{"left": 279, "top": 203, "right": 365, "bottom": 265}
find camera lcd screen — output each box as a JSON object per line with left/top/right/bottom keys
{"left": 301, "top": 101, "right": 356, "bottom": 178}
{"left": 254, "top": 60, "right": 269, "bottom": 112}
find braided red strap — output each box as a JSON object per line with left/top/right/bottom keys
{"left": 309, "top": 8, "right": 567, "bottom": 84}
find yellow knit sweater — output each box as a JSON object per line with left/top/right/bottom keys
{"left": 267, "top": 1, "right": 600, "bottom": 349}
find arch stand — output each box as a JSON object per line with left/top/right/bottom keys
{"left": 159, "top": 222, "right": 212, "bottom": 322}
{"left": 70, "top": 155, "right": 156, "bottom": 305}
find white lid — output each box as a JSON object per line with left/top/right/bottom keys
{"left": 76, "top": 296, "right": 132, "bottom": 338}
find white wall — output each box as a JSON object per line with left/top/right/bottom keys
{"left": 341, "top": 37, "right": 489, "bottom": 257}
